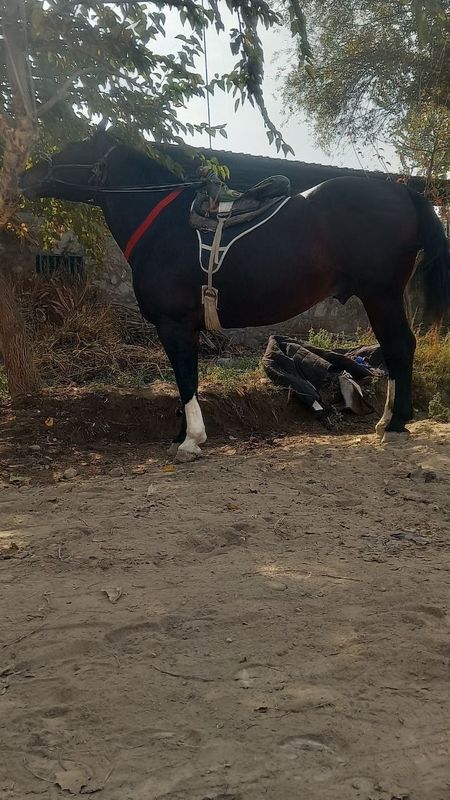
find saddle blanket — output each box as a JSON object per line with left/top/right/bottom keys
{"left": 194, "top": 196, "right": 291, "bottom": 274}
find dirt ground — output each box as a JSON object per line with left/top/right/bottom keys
{"left": 1, "top": 408, "right": 449, "bottom": 800}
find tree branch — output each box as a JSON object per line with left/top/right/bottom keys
{"left": 1, "top": 0, "right": 34, "bottom": 118}
{"left": 37, "top": 68, "right": 91, "bottom": 117}
{"left": 0, "top": 108, "right": 14, "bottom": 140}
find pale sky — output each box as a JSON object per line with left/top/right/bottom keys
{"left": 160, "top": 8, "right": 399, "bottom": 171}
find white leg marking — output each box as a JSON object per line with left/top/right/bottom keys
{"left": 176, "top": 396, "right": 206, "bottom": 461}
{"left": 375, "top": 379, "right": 396, "bottom": 437}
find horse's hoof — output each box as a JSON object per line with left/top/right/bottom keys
{"left": 382, "top": 430, "right": 410, "bottom": 445}
{"left": 174, "top": 444, "right": 202, "bottom": 463}
{"left": 167, "top": 442, "right": 180, "bottom": 457}
{"left": 375, "top": 422, "right": 386, "bottom": 438}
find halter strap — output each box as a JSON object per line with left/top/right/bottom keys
{"left": 123, "top": 188, "right": 184, "bottom": 262}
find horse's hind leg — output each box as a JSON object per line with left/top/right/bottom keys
{"left": 157, "top": 318, "right": 206, "bottom": 462}
{"left": 362, "top": 293, "right": 416, "bottom": 439}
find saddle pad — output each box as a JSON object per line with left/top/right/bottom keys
{"left": 195, "top": 196, "right": 291, "bottom": 274}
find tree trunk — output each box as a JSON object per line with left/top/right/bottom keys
{"left": 0, "top": 117, "right": 40, "bottom": 401}
{"left": 0, "top": 0, "right": 41, "bottom": 401}
{"left": 0, "top": 271, "right": 39, "bottom": 402}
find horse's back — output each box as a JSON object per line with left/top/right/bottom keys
{"left": 299, "top": 176, "right": 417, "bottom": 260}
{"left": 300, "top": 175, "right": 411, "bottom": 209}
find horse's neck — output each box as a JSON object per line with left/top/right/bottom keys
{"left": 108, "top": 147, "right": 176, "bottom": 188}
{"left": 100, "top": 149, "right": 182, "bottom": 254}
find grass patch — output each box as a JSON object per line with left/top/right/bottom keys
{"left": 200, "top": 357, "right": 262, "bottom": 388}
{"left": 413, "top": 330, "right": 450, "bottom": 417}
{"left": 307, "top": 326, "right": 376, "bottom": 350}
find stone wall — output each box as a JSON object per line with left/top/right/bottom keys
{"left": 226, "top": 298, "right": 368, "bottom": 348}
{"left": 95, "top": 238, "right": 137, "bottom": 305}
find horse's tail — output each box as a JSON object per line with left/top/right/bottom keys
{"left": 408, "top": 189, "right": 450, "bottom": 325}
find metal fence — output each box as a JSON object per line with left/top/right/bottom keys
{"left": 35, "top": 253, "right": 85, "bottom": 278}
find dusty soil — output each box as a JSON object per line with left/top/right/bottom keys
{"left": 0, "top": 410, "right": 449, "bottom": 800}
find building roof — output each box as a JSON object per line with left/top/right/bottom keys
{"left": 155, "top": 143, "right": 442, "bottom": 197}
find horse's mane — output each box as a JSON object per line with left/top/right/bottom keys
{"left": 110, "top": 138, "right": 182, "bottom": 185}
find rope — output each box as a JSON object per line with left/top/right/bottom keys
{"left": 202, "top": 216, "right": 224, "bottom": 331}
{"left": 48, "top": 178, "right": 201, "bottom": 194}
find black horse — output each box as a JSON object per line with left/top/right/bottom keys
{"left": 20, "top": 130, "right": 450, "bottom": 460}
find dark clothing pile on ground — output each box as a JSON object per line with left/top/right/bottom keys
{"left": 262, "top": 335, "right": 385, "bottom": 418}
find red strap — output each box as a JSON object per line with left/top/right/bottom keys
{"left": 123, "top": 188, "right": 183, "bottom": 262}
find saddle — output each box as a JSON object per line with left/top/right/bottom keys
{"left": 192, "top": 169, "right": 291, "bottom": 333}
{"left": 191, "top": 170, "right": 291, "bottom": 232}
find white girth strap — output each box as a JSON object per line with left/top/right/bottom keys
{"left": 202, "top": 203, "right": 231, "bottom": 331}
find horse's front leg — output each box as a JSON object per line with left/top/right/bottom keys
{"left": 157, "top": 318, "right": 206, "bottom": 462}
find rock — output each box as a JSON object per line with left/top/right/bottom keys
{"left": 131, "top": 465, "right": 147, "bottom": 475}
{"left": 63, "top": 467, "right": 78, "bottom": 480}
{"left": 408, "top": 466, "right": 437, "bottom": 484}
{"left": 109, "top": 466, "right": 125, "bottom": 477}
{"left": 235, "top": 668, "right": 253, "bottom": 688}
{"left": 29, "top": 444, "right": 41, "bottom": 452}
{"left": 102, "top": 587, "right": 123, "bottom": 603}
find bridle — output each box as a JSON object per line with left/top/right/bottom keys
{"left": 42, "top": 145, "right": 201, "bottom": 195}
{"left": 43, "top": 144, "right": 118, "bottom": 189}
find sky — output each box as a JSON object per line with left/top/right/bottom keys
{"left": 159, "top": 7, "right": 399, "bottom": 172}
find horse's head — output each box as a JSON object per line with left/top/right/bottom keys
{"left": 19, "top": 129, "right": 116, "bottom": 202}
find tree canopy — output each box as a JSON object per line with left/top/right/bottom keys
{"left": 0, "top": 0, "right": 311, "bottom": 398}
{"left": 282, "top": 0, "right": 449, "bottom": 182}
{"left": 0, "top": 0, "right": 312, "bottom": 245}
{"left": 1, "top": 1, "right": 311, "bottom": 155}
